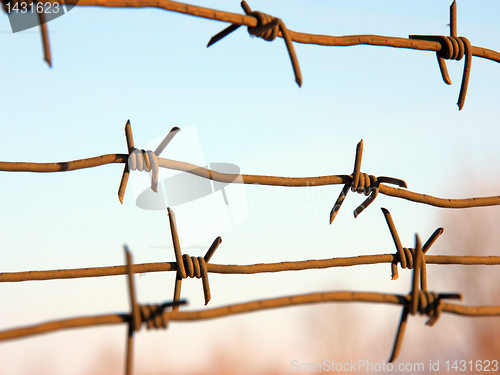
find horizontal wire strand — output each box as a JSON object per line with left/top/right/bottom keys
{"left": 1, "top": 291, "right": 499, "bottom": 342}
{"left": 2, "top": 155, "right": 500, "bottom": 209}
{"left": 42, "top": 0, "right": 500, "bottom": 64}
{"left": 1, "top": 254, "right": 500, "bottom": 282}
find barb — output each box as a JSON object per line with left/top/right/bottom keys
{"left": 2, "top": 132, "right": 499, "bottom": 211}
{"left": 381, "top": 207, "right": 443, "bottom": 281}
{"left": 329, "top": 140, "right": 406, "bottom": 223}
{"left": 2, "top": 0, "right": 52, "bottom": 65}
{"left": 124, "top": 246, "right": 186, "bottom": 375}
{"left": 208, "top": 0, "right": 302, "bottom": 87}
{"left": 409, "top": 1, "right": 472, "bottom": 109}
{"left": 122, "top": 121, "right": 180, "bottom": 198}
{"left": 388, "top": 235, "right": 461, "bottom": 363}
{"left": 37, "top": 0, "right": 51, "bottom": 66}
{"left": 168, "top": 207, "right": 221, "bottom": 310}
{"left": 0, "top": 246, "right": 496, "bottom": 364}
{"left": 9, "top": 0, "right": 498, "bottom": 107}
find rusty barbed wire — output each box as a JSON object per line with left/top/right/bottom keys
{"left": 2, "top": 121, "right": 500, "bottom": 220}
{"left": 2, "top": 207, "right": 500, "bottom": 285}
{"left": 0, "top": 245, "right": 498, "bottom": 372}
{"left": 2, "top": 290, "right": 499, "bottom": 343}
{"left": 2, "top": 1, "right": 500, "bottom": 369}
{"left": 1, "top": 207, "right": 499, "bottom": 371}
{"left": 3, "top": 0, "right": 500, "bottom": 108}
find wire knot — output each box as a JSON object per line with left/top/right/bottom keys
{"left": 128, "top": 149, "right": 160, "bottom": 192}
{"left": 139, "top": 304, "right": 170, "bottom": 330}
{"left": 394, "top": 247, "right": 416, "bottom": 271}
{"left": 178, "top": 254, "right": 208, "bottom": 279}
{"left": 410, "top": 290, "right": 442, "bottom": 326}
{"left": 350, "top": 172, "right": 379, "bottom": 196}
{"left": 330, "top": 140, "right": 407, "bottom": 223}
{"left": 438, "top": 35, "right": 467, "bottom": 61}
{"left": 118, "top": 121, "right": 180, "bottom": 203}
{"left": 177, "top": 253, "right": 210, "bottom": 305}
{"left": 246, "top": 11, "right": 281, "bottom": 42}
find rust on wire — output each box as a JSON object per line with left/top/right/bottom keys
{"left": 2, "top": 0, "right": 500, "bottom": 368}
{"left": 0, "top": 246, "right": 495, "bottom": 366}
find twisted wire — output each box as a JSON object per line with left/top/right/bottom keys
{"left": 128, "top": 149, "right": 160, "bottom": 192}
{"left": 140, "top": 304, "right": 170, "bottom": 330}
{"left": 381, "top": 207, "right": 443, "bottom": 281}
{"left": 330, "top": 140, "right": 407, "bottom": 223}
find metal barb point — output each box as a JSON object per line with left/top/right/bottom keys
{"left": 38, "top": 4, "right": 52, "bottom": 67}
{"left": 331, "top": 141, "right": 406, "bottom": 223}
{"left": 118, "top": 120, "right": 136, "bottom": 204}
{"left": 207, "top": 0, "right": 302, "bottom": 87}
{"left": 382, "top": 209, "right": 443, "bottom": 281}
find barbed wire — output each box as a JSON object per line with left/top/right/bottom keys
{"left": 2, "top": 207, "right": 500, "bottom": 371}
{"left": 2, "top": 121, "right": 500, "bottom": 224}
{"left": 1, "top": 208, "right": 500, "bottom": 285}
{"left": 1, "top": 245, "right": 499, "bottom": 373}
{"left": 2, "top": 1, "right": 500, "bottom": 372}
{"left": 3, "top": 0, "right": 500, "bottom": 108}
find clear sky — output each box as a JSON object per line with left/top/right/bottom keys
{"left": 1, "top": 1, "right": 500, "bottom": 374}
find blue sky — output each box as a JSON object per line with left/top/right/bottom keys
{"left": 1, "top": 1, "right": 500, "bottom": 374}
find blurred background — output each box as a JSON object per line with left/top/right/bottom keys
{"left": 1, "top": 0, "right": 499, "bottom": 373}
